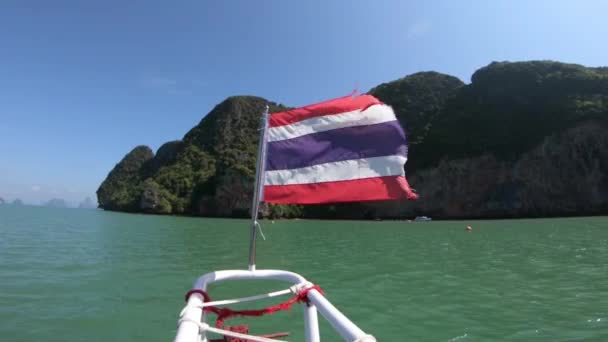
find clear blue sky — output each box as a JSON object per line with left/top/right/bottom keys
{"left": 1, "top": 0, "right": 607, "bottom": 206}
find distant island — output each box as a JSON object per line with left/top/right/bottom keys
{"left": 0, "top": 197, "right": 5, "bottom": 205}
{"left": 45, "top": 198, "right": 68, "bottom": 208}
{"left": 97, "top": 60, "right": 608, "bottom": 219}
{"left": 12, "top": 199, "right": 24, "bottom": 206}
{"left": 78, "top": 197, "right": 97, "bottom": 209}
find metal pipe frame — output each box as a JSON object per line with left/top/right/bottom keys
{"left": 174, "top": 269, "right": 375, "bottom": 342}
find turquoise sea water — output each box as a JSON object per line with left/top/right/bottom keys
{"left": 1, "top": 205, "right": 607, "bottom": 341}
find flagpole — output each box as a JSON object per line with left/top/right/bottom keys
{"left": 248, "top": 105, "right": 269, "bottom": 271}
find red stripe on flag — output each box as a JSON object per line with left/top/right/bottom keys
{"left": 269, "top": 95, "right": 382, "bottom": 128}
{"left": 263, "top": 176, "right": 418, "bottom": 204}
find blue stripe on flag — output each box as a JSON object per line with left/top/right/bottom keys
{"left": 266, "top": 120, "right": 407, "bottom": 171}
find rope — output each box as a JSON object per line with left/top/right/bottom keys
{"left": 178, "top": 318, "right": 287, "bottom": 342}
{"left": 255, "top": 220, "right": 266, "bottom": 241}
{"left": 203, "top": 288, "right": 292, "bottom": 308}
{"left": 180, "top": 288, "right": 292, "bottom": 317}
{"left": 182, "top": 282, "right": 324, "bottom": 328}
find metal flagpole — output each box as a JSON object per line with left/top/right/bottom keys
{"left": 248, "top": 105, "right": 269, "bottom": 271}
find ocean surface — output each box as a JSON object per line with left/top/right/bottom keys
{"left": 1, "top": 205, "right": 607, "bottom": 341}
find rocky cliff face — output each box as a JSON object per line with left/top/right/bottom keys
{"left": 98, "top": 60, "right": 608, "bottom": 219}
{"left": 388, "top": 121, "right": 608, "bottom": 218}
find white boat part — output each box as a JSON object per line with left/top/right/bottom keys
{"left": 174, "top": 269, "right": 376, "bottom": 342}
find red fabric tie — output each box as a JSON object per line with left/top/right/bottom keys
{"left": 184, "top": 286, "right": 324, "bottom": 328}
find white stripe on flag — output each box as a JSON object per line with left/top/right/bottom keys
{"left": 264, "top": 155, "right": 407, "bottom": 186}
{"left": 267, "top": 104, "right": 397, "bottom": 142}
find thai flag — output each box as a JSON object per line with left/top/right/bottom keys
{"left": 262, "top": 94, "right": 418, "bottom": 204}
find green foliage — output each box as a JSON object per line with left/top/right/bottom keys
{"left": 184, "top": 96, "right": 288, "bottom": 174}
{"left": 151, "top": 145, "right": 215, "bottom": 214}
{"left": 417, "top": 61, "right": 608, "bottom": 168}
{"left": 369, "top": 72, "right": 465, "bottom": 145}
{"left": 96, "top": 145, "right": 154, "bottom": 211}
{"left": 264, "top": 204, "right": 304, "bottom": 219}
{"left": 97, "top": 97, "right": 284, "bottom": 216}
{"left": 141, "top": 140, "right": 185, "bottom": 178}
{"left": 140, "top": 179, "right": 173, "bottom": 214}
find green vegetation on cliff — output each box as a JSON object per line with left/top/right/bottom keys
{"left": 97, "top": 145, "right": 153, "bottom": 211}
{"left": 369, "top": 71, "right": 465, "bottom": 145}
{"left": 98, "top": 60, "right": 608, "bottom": 218}
{"left": 419, "top": 61, "right": 608, "bottom": 169}
{"left": 98, "top": 96, "right": 295, "bottom": 216}
{"left": 368, "top": 71, "right": 464, "bottom": 172}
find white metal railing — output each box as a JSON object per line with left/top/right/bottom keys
{"left": 174, "top": 269, "right": 376, "bottom": 342}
